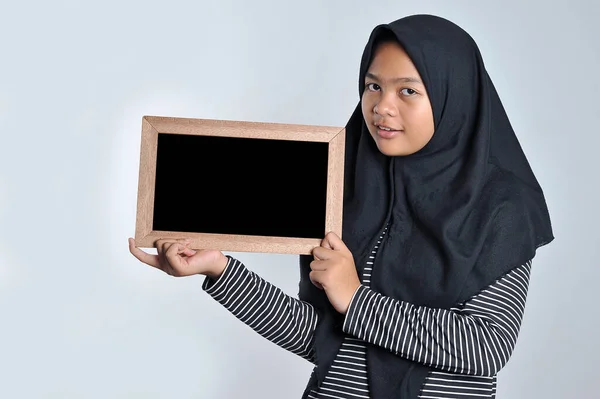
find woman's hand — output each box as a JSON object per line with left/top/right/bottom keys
{"left": 128, "top": 237, "right": 228, "bottom": 279}
{"left": 310, "top": 232, "right": 361, "bottom": 314}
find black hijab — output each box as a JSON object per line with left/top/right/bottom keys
{"left": 299, "top": 14, "right": 554, "bottom": 398}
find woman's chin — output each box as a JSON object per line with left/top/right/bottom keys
{"left": 375, "top": 140, "right": 411, "bottom": 157}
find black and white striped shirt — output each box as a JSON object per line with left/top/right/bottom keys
{"left": 203, "top": 228, "right": 532, "bottom": 398}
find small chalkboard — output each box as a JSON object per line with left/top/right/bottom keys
{"left": 134, "top": 115, "right": 345, "bottom": 254}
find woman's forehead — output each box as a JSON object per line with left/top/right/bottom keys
{"left": 363, "top": 41, "right": 424, "bottom": 86}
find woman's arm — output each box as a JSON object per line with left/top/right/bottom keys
{"left": 203, "top": 256, "right": 318, "bottom": 363}
{"left": 343, "top": 260, "right": 533, "bottom": 376}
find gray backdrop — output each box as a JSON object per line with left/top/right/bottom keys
{"left": 1, "top": 0, "right": 598, "bottom": 397}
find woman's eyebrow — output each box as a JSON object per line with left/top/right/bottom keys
{"left": 365, "top": 72, "right": 423, "bottom": 85}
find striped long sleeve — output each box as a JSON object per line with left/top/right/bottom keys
{"left": 202, "top": 256, "right": 318, "bottom": 362}
{"left": 343, "top": 260, "right": 533, "bottom": 377}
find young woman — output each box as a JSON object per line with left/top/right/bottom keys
{"left": 129, "top": 14, "right": 553, "bottom": 399}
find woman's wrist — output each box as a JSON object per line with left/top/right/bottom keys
{"left": 205, "top": 254, "right": 229, "bottom": 280}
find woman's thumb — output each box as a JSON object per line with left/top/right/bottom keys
{"left": 322, "top": 232, "right": 345, "bottom": 251}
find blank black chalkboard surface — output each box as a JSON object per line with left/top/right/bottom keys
{"left": 134, "top": 115, "right": 345, "bottom": 254}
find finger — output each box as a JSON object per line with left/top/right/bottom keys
{"left": 168, "top": 241, "right": 191, "bottom": 258}
{"left": 181, "top": 247, "right": 197, "bottom": 257}
{"left": 152, "top": 238, "right": 192, "bottom": 275}
{"left": 322, "top": 232, "right": 349, "bottom": 253}
{"left": 154, "top": 238, "right": 189, "bottom": 250}
{"left": 155, "top": 239, "right": 188, "bottom": 257}
{"left": 154, "top": 238, "right": 168, "bottom": 248}
{"left": 309, "top": 258, "right": 328, "bottom": 271}
{"left": 156, "top": 239, "right": 176, "bottom": 252}
{"left": 129, "top": 238, "right": 160, "bottom": 268}
{"left": 312, "top": 246, "right": 334, "bottom": 261}
{"left": 165, "top": 242, "right": 187, "bottom": 273}
{"left": 309, "top": 270, "right": 325, "bottom": 290}
{"left": 321, "top": 235, "right": 333, "bottom": 250}
{"left": 153, "top": 240, "right": 178, "bottom": 273}
{"left": 154, "top": 239, "right": 169, "bottom": 260}
{"left": 156, "top": 241, "right": 173, "bottom": 266}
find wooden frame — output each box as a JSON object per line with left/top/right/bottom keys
{"left": 134, "top": 115, "right": 345, "bottom": 255}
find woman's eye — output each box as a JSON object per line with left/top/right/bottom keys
{"left": 401, "top": 88, "right": 417, "bottom": 96}
{"left": 366, "top": 83, "right": 380, "bottom": 91}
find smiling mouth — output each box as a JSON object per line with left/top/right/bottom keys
{"left": 375, "top": 125, "right": 402, "bottom": 138}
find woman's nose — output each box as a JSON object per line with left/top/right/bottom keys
{"left": 374, "top": 94, "right": 398, "bottom": 117}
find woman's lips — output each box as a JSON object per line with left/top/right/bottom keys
{"left": 376, "top": 127, "right": 402, "bottom": 138}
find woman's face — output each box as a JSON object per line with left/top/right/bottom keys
{"left": 361, "top": 40, "right": 435, "bottom": 156}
